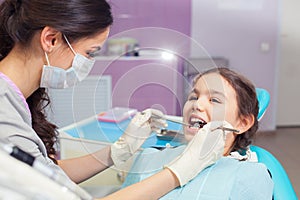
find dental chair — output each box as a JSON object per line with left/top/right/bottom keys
{"left": 250, "top": 145, "right": 297, "bottom": 200}
{"left": 123, "top": 88, "right": 298, "bottom": 199}
{"left": 251, "top": 88, "right": 297, "bottom": 200}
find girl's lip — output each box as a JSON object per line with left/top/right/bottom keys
{"left": 183, "top": 114, "right": 207, "bottom": 135}
{"left": 184, "top": 125, "right": 199, "bottom": 135}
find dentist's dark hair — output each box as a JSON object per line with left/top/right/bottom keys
{"left": 193, "top": 67, "right": 259, "bottom": 153}
{"left": 0, "top": 0, "right": 113, "bottom": 163}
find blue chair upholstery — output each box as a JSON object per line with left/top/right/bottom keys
{"left": 250, "top": 146, "right": 298, "bottom": 200}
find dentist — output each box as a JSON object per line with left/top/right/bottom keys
{"left": 0, "top": 0, "right": 227, "bottom": 199}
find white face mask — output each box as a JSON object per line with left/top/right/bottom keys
{"left": 40, "top": 35, "right": 95, "bottom": 89}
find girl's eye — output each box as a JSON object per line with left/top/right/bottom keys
{"left": 188, "top": 95, "right": 198, "bottom": 101}
{"left": 210, "top": 98, "right": 221, "bottom": 103}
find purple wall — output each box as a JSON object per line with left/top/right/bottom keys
{"left": 107, "top": 0, "right": 192, "bottom": 57}
{"left": 91, "top": 58, "right": 183, "bottom": 115}
{"left": 90, "top": 0, "right": 192, "bottom": 115}
{"left": 109, "top": 0, "right": 191, "bottom": 37}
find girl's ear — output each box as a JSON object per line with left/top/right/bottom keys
{"left": 40, "top": 26, "right": 62, "bottom": 53}
{"left": 236, "top": 114, "right": 255, "bottom": 134}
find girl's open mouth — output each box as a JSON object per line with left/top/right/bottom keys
{"left": 188, "top": 117, "right": 207, "bottom": 129}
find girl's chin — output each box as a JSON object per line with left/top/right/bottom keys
{"left": 185, "top": 126, "right": 200, "bottom": 134}
{"left": 184, "top": 126, "right": 200, "bottom": 142}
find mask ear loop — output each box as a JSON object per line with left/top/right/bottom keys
{"left": 44, "top": 52, "right": 50, "bottom": 66}
{"left": 63, "top": 34, "right": 76, "bottom": 55}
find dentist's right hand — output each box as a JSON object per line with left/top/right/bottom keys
{"left": 165, "top": 121, "right": 232, "bottom": 186}
{"left": 110, "top": 109, "right": 167, "bottom": 168}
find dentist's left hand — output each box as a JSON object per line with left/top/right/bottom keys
{"left": 111, "top": 109, "right": 167, "bottom": 168}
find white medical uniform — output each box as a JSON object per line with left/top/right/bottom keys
{"left": 123, "top": 146, "right": 274, "bottom": 200}
{"left": 0, "top": 72, "right": 70, "bottom": 180}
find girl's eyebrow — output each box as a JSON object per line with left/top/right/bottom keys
{"left": 190, "top": 88, "right": 199, "bottom": 95}
{"left": 191, "top": 88, "right": 227, "bottom": 99}
{"left": 208, "top": 89, "right": 227, "bottom": 100}
{"left": 208, "top": 89, "right": 225, "bottom": 97}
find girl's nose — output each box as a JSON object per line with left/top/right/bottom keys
{"left": 193, "top": 97, "right": 206, "bottom": 111}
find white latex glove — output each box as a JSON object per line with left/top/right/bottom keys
{"left": 165, "top": 121, "right": 233, "bottom": 186}
{"left": 111, "top": 109, "right": 167, "bottom": 168}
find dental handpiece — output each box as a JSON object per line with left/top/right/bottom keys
{"left": 163, "top": 115, "right": 191, "bottom": 127}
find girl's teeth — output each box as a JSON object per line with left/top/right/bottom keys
{"left": 191, "top": 118, "right": 200, "bottom": 122}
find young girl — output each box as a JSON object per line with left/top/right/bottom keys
{"left": 123, "top": 67, "right": 274, "bottom": 199}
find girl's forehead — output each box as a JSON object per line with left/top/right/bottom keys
{"left": 195, "top": 73, "right": 236, "bottom": 97}
{"left": 195, "top": 73, "right": 227, "bottom": 88}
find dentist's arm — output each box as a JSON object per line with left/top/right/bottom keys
{"left": 57, "top": 145, "right": 113, "bottom": 183}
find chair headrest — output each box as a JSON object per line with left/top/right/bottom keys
{"left": 256, "top": 88, "right": 270, "bottom": 121}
